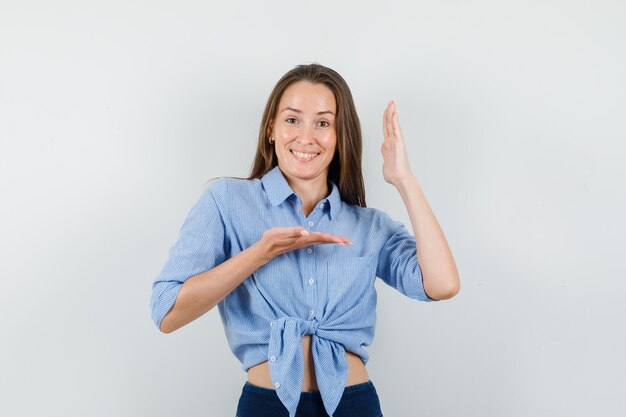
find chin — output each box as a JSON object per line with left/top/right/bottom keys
{"left": 281, "top": 162, "right": 328, "bottom": 180}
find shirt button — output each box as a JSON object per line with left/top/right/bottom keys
{"left": 306, "top": 248, "right": 312, "bottom": 254}
{"left": 309, "top": 309, "right": 314, "bottom": 316}
{"left": 308, "top": 221, "right": 314, "bottom": 226}
{"left": 274, "top": 382, "right": 281, "bottom": 389}
{"left": 308, "top": 278, "right": 314, "bottom": 285}
{"left": 270, "top": 356, "right": 276, "bottom": 362}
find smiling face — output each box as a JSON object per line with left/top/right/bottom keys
{"left": 269, "top": 80, "right": 337, "bottom": 185}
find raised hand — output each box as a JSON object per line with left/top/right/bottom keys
{"left": 381, "top": 99, "right": 415, "bottom": 186}
{"left": 257, "top": 226, "right": 351, "bottom": 262}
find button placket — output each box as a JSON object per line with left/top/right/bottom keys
{"left": 302, "top": 209, "right": 322, "bottom": 326}
{"left": 305, "top": 243, "right": 314, "bottom": 318}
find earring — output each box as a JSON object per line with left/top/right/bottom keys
{"left": 269, "top": 137, "right": 274, "bottom": 144}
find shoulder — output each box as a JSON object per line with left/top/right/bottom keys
{"left": 202, "top": 176, "right": 259, "bottom": 203}
{"left": 197, "top": 177, "right": 228, "bottom": 207}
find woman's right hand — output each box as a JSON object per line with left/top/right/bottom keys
{"left": 158, "top": 226, "right": 349, "bottom": 333}
{"left": 256, "top": 226, "right": 351, "bottom": 263}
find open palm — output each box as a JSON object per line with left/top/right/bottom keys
{"left": 381, "top": 99, "right": 414, "bottom": 185}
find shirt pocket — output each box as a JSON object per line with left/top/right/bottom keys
{"left": 325, "top": 256, "right": 376, "bottom": 315}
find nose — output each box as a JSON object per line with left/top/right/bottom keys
{"left": 300, "top": 123, "right": 315, "bottom": 144}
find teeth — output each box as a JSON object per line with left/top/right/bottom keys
{"left": 291, "top": 150, "right": 319, "bottom": 160}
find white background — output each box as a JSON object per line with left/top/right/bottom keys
{"left": 1, "top": 1, "right": 625, "bottom": 416}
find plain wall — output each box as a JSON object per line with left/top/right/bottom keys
{"left": 1, "top": 1, "right": 625, "bottom": 416}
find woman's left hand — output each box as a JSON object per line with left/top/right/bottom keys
{"left": 381, "top": 99, "right": 415, "bottom": 186}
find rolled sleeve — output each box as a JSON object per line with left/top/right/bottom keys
{"left": 149, "top": 180, "right": 230, "bottom": 330}
{"left": 375, "top": 212, "right": 438, "bottom": 302}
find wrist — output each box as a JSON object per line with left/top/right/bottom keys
{"left": 393, "top": 174, "right": 419, "bottom": 190}
{"left": 249, "top": 240, "right": 271, "bottom": 266}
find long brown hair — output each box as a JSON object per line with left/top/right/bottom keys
{"left": 205, "top": 63, "right": 366, "bottom": 207}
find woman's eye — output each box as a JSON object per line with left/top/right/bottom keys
{"left": 286, "top": 118, "right": 297, "bottom": 124}
{"left": 319, "top": 121, "right": 330, "bottom": 127}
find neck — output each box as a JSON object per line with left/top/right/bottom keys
{"left": 285, "top": 173, "right": 330, "bottom": 210}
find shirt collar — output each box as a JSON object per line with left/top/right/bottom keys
{"left": 261, "top": 165, "right": 341, "bottom": 220}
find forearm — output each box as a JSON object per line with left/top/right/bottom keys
{"left": 394, "top": 175, "right": 460, "bottom": 300}
{"left": 160, "top": 241, "right": 270, "bottom": 333}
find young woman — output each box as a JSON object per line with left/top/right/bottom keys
{"left": 150, "top": 63, "right": 460, "bottom": 417}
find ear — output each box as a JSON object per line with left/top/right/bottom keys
{"left": 267, "top": 120, "right": 274, "bottom": 138}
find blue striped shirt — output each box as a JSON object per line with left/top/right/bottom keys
{"left": 150, "top": 165, "right": 438, "bottom": 417}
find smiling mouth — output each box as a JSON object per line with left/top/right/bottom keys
{"left": 290, "top": 149, "right": 320, "bottom": 162}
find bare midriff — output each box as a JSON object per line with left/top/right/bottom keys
{"left": 247, "top": 335, "right": 369, "bottom": 391}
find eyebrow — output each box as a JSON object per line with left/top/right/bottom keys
{"left": 280, "top": 106, "right": 335, "bottom": 116}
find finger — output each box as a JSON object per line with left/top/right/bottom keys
{"left": 309, "top": 238, "right": 351, "bottom": 246}
{"left": 274, "top": 227, "right": 310, "bottom": 243}
{"left": 310, "top": 233, "right": 350, "bottom": 242}
{"left": 307, "top": 231, "right": 351, "bottom": 243}
{"left": 314, "top": 240, "right": 352, "bottom": 246}
{"left": 288, "top": 226, "right": 309, "bottom": 237}
{"left": 390, "top": 100, "right": 398, "bottom": 138}
{"left": 392, "top": 104, "right": 401, "bottom": 139}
